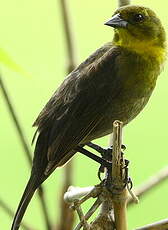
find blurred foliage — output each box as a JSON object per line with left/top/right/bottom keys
{"left": 0, "top": 0, "right": 168, "bottom": 230}
{"left": 0, "top": 48, "right": 30, "bottom": 77}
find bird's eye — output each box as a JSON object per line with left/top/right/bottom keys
{"left": 133, "top": 13, "right": 145, "bottom": 22}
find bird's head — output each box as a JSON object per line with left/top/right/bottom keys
{"left": 105, "top": 5, "right": 166, "bottom": 53}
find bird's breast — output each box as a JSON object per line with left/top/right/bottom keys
{"left": 85, "top": 50, "right": 161, "bottom": 142}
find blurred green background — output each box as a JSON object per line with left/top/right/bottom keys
{"left": 0, "top": 0, "right": 168, "bottom": 229}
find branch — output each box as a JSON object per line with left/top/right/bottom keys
{"left": 63, "top": 121, "right": 136, "bottom": 230}
{"left": 0, "top": 76, "right": 32, "bottom": 165}
{"left": 64, "top": 186, "right": 95, "bottom": 203}
{"left": 57, "top": 0, "right": 77, "bottom": 228}
{"left": 89, "top": 197, "right": 115, "bottom": 230}
{"left": 0, "top": 76, "right": 51, "bottom": 230}
{"left": 111, "top": 121, "right": 128, "bottom": 230}
{"left": 128, "top": 166, "right": 168, "bottom": 205}
{"left": 64, "top": 184, "right": 112, "bottom": 230}
{"left": 135, "top": 219, "right": 168, "bottom": 230}
{"left": 59, "top": 0, "right": 76, "bottom": 72}
{"left": 57, "top": 162, "right": 75, "bottom": 230}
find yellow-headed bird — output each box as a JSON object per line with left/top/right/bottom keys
{"left": 11, "top": 5, "right": 166, "bottom": 230}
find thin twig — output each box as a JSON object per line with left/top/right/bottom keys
{"left": 64, "top": 186, "right": 95, "bottom": 203}
{"left": 37, "top": 188, "right": 51, "bottom": 230}
{"left": 57, "top": 163, "right": 75, "bottom": 230}
{"left": 126, "top": 184, "right": 139, "bottom": 204}
{"left": 64, "top": 183, "right": 115, "bottom": 230}
{"left": 135, "top": 219, "right": 168, "bottom": 230}
{"left": 0, "top": 76, "right": 51, "bottom": 230}
{"left": 128, "top": 166, "right": 168, "bottom": 205}
{"left": 89, "top": 191, "right": 115, "bottom": 230}
{"left": 64, "top": 184, "right": 102, "bottom": 230}
{"left": 74, "top": 202, "right": 90, "bottom": 230}
{"left": 90, "top": 202, "right": 115, "bottom": 230}
{"left": 0, "top": 76, "right": 32, "bottom": 165}
{"left": 74, "top": 198, "right": 102, "bottom": 230}
{"left": 0, "top": 199, "right": 35, "bottom": 230}
{"left": 57, "top": 0, "right": 76, "bottom": 229}
{"left": 59, "top": 0, "right": 76, "bottom": 73}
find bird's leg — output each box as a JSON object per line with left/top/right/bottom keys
{"left": 76, "top": 144, "right": 126, "bottom": 182}
{"left": 86, "top": 142, "right": 126, "bottom": 156}
{"left": 86, "top": 142, "right": 113, "bottom": 180}
{"left": 105, "top": 156, "right": 133, "bottom": 192}
{"left": 75, "top": 146, "right": 112, "bottom": 170}
{"left": 98, "top": 147, "right": 113, "bottom": 180}
{"left": 85, "top": 142, "right": 113, "bottom": 180}
{"left": 86, "top": 142, "right": 108, "bottom": 156}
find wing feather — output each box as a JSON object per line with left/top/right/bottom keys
{"left": 33, "top": 45, "right": 121, "bottom": 174}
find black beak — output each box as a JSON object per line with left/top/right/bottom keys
{"left": 104, "top": 13, "right": 128, "bottom": 28}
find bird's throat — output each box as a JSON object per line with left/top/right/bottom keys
{"left": 113, "top": 30, "right": 166, "bottom": 65}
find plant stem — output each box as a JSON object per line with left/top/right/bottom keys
{"left": 0, "top": 76, "right": 51, "bottom": 230}
{"left": 57, "top": 0, "right": 77, "bottom": 229}
{"left": 111, "top": 120, "right": 128, "bottom": 230}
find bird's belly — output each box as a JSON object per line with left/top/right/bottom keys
{"left": 83, "top": 95, "right": 151, "bottom": 142}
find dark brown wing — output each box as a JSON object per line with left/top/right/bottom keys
{"left": 33, "top": 43, "right": 112, "bottom": 129}
{"left": 32, "top": 44, "right": 122, "bottom": 176}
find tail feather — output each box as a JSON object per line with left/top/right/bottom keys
{"left": 11, "top": 175, "right": 40, "bottom": 230}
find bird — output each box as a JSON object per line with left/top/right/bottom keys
{"left": 11, "top": 5, "right": 166, "bottom": 230}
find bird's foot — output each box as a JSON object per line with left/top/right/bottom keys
{"left": 77, "top": 143, "right": 126, "bottom": 182}
{"left": 86, "top": 142, "right": 113, "bottom": 181}
{"left": 86, "top": 142, "right": 108, "bottom": 156}
{"left": 105, "top": 158, "right": 132, "bottom": 192}
{"left": 122, "top": 159, "right": 133, "bottom": 189}
{"left": 86, "top": 142, "right": 126, "bottom": 181}
{"left": 97, "top": 147, "right": 113, "bottom": 181}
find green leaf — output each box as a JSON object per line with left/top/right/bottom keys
{"left": 0, "top": 48, "right": 30, "bottom": 77}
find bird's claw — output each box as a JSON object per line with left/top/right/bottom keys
{"left": 126, "top": 177, "right": 133, "bottom": 190}
{"left": 122, "top": 159, "right": 133, "bottom": 189}
{"left": 98, "top": 165, "right": 105, "bottom": 181}
{"left": 97, "top": 147, "right": 112, "bottom": 181}
{"left": 121, "top": 144, "right": 126, "bottom": 151}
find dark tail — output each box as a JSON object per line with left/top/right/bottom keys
{"left": 11, "top": 175, "right": 40, "bottom": 230}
